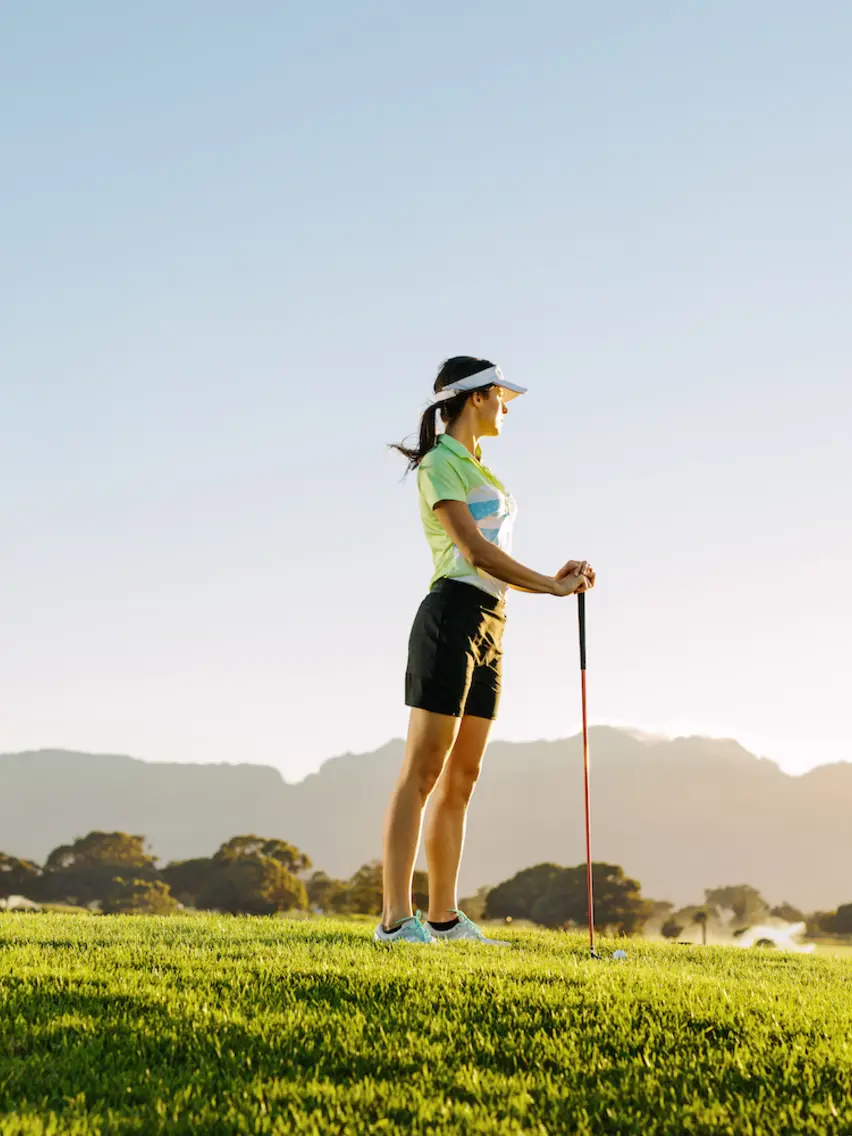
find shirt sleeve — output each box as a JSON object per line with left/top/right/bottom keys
{"left": 417, "top": 451, "right": 468, "bottom": 510}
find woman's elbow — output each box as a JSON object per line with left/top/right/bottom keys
{"left": 465, "top": 541, "right": 492, "bottom": 571}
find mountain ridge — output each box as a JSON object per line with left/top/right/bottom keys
{"left": 2, "top": 728, "right": 849, "bottom": 908}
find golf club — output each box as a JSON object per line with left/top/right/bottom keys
{"left": 578, "top": 591, "right": 600, "bottom": 959}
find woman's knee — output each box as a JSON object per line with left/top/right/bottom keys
{"left": 402, "top": 742, "right": 451, "bottom": 801}
{"left": 443, "top": 762, "right": 481, "bottom": 805}
{"left": 400, "top": 709, "right": 459, "bottom": 800}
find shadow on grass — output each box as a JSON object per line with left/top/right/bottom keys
{"left": 1, "top": 968, "right": 849, "bottom": 1128}
{"left": 0, "top": 980, "right": 430, "bottom": 1112}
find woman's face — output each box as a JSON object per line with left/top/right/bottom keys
{"left": 475, "top": 386, "right": 509, "bottom": 437}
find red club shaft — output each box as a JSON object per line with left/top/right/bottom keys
{"left": 578, "top": 592, "right": 595, "bottom": 954}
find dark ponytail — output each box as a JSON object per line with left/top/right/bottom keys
{"left": 390, "top": 356, "right": 496, "bottom": 472}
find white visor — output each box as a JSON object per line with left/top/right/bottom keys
{"left": 430, "top": 365, "right": 528, "bottom": 404}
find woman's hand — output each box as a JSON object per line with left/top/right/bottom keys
{"left": 555, "top": 560, "right": 596, "bottom": 589}
{"left": 552, "top": 573, "right": 592, "bottom": 597}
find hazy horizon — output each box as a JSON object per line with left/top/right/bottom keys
{"left": 2, "top": 3, "right": 849, "bottom": 780}
{"left": 4, "top": 724, "right": 846, "bottom": 783}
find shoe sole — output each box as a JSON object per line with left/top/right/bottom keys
{"left": 429, "top": 936, "right": 510, "bottom": 946}
{"left": 372, "top": 937, "right": 441, "bottom": 946}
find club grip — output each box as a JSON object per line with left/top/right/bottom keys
{"left": 578, "top": 591, "right": 587, "bottom": 671}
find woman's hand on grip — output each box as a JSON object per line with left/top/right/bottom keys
{"left": 552, "top": 573, "right": 592, "bottom": 597}
{"left": 554, "top": 560, "right": 595, "bottom": 591}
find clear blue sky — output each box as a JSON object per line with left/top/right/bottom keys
{"left": 2, "top": 2, "right": 849, "bottom": 779}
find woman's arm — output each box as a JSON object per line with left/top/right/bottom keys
{"left": 433, "top": 500, "right": 589, "bottom": 596}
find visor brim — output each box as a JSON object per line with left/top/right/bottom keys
{"left": 498, "top": 382, "right": 528, "bottom": 402}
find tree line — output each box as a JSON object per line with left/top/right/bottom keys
{"left": 0, "top": 832, "right": 427, "bottom": 917}
{"left": 0, "top": 834, "right": 645, "bottom": 925}
{"left": 1, "top": 833, "right": 851, "bottom": 935}
{"left": 654, "top": 883, "right": 852, "bottom": 939}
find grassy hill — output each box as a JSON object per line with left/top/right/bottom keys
{"left": 1, "top": 914, "right": 850, "bottom": 1133}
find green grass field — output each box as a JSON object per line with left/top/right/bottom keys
{"left": 1, "top": 915, "right": 851, "bottom": 1134}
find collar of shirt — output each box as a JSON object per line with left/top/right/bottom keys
{"left": 437, "top": 433, "right": 483, "bottom": 464}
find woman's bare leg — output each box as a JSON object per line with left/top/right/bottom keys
{"left": 424, "top": 714, "right": 493, "bottom": 924}
{"left": 380, "top": 707, "right": 460, "bottom": 928}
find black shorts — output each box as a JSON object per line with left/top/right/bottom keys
{"left": 405, "top": 577, "right": 507, "bottom": 720}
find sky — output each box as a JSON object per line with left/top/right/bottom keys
{"left": 1, "top": 2, "right": 850, "bottom": 781}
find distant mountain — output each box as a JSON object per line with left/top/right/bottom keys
{"left": 1, "top": 729, "right": 849, "bottom": 908}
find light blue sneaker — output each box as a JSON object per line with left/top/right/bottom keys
{"left": 373, "top": 909, "right": 440, "bottom": 945}
{"left": 428, "top": 909, "right": 510, "bottom": 946}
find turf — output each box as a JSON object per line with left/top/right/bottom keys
{"left": 1, "top": 915, "right": 851, "bottom": 1134}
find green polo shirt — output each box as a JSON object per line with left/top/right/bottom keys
{"left": 416, "top": 433, "right": 517, "bottom": 599}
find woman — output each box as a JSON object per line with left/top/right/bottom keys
{"left": 375, "top": 356, "right": 595, "bottom": 945}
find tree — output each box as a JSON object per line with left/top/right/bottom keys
{"left": 704, "top": 885, "right": 768, "bottom": 927}
{"left": 161, "top": 837, "right": 313, "bottom": 915}
{"left": 338, "top": 862, "right": 428, "bottom": 916}
{"left": 805, "top": 910, "right": 836, "bottom": 936}
{"left": 643, "top": 900, "right": 676, "bottom": 935}
{"left": 191, "top": 835, "right": 312, "bottom": 915}
{"left": 306, "top": 870, "right": 349, "bottom": 913}
{"left": 530, "top": 863, "right": 650, "bottom": 935}
{"left": 198, "top": 855, "right": 307, "bottom": 916}
{"left": 661, "top": 919, "right": 684, "bottom": 940}
{"left": 694, "top": 909, "right": 708, "bottom": 945}
{"left": 44, "top": 832, "right": 155, "bottom": 873}
{"left": 214, "top": 836, "right": 312, "bottom": 875}
{"left": 42, "top": 832, "right": 159, "bottom": 907}
{"left": 831, "top": 903, "right": 852, "bottom": 934}
{"left": 0, "top": 853, "right": 42, "bottom": 900}
{"left": 344, "top": 861, "right": 384, "bottom": 915}
{"left": 102, "top": 879, "right": 180, "bottom": 915}
{"left": 771, "top": 903, "right": 805, "bottom": 924}
{"left": 484, "top": 863, "right": 563, "bottom": 922}
{"left": 667, "top": 904, "right": 724, "bottom": 941}
{"left": 161, "top": 858, "right": 216, "bottom": 907}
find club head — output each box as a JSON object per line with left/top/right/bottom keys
{"left": 589, "top": 948, "right": 602, "bottom": 960}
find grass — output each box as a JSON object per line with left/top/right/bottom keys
{"left": 1, "top": 915, "right": 851, "bottom": 1134}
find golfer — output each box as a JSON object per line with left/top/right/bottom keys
{"left": 375, "top": 356, "right": 595, "bottom": 945}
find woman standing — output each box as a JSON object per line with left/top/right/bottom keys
{"left": 375, "top": 356, "right": 595, "bottom": 945}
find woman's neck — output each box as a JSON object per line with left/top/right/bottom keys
{"left": 446, "top": 420, "right": 480, "bottom": 458}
